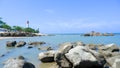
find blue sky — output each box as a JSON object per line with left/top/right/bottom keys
{"left": 0, "top": 0, "right": 120, "bottom": 33}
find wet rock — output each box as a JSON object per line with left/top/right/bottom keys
{"left": 17, "top": 55, "right": 25, "bottom": 60}
{"left": 6, "top": 41, "right": 17, "bottom": 47}
{"left": 39, "top": 50, "right": 56, "bottom": 62}
{"left": 27, "top": 46, "right": 33, "bottom": 49}
{"left": 38, "top": 46, "right": 53, "bottom": 51}
{"left": 65, "top": 46, "right": 97, "bottom": 67}
{"left": 0, "top": 54, "right": 5, "bottom": 57}
{"left": 28, "top": 41, "right": 46, "bottom": 45}
{"left": 15, "top": 41, "right": 26, "bottom": 47}
{"left": 3, "top": 57, "right": 35, "bottom": 68}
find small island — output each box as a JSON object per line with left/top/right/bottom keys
{"left": 83, "top": 31, "right": 114, "bottom": 36}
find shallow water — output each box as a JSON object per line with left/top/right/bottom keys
{"left": 0, "top": 34, "right": 120, "bottom": 68}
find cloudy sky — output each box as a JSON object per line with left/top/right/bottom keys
{"left": 0, "top": 0, "right": 120, "bottom": 33}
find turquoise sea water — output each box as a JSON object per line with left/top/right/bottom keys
{"left": 0, "top": 34, "right": 120, "bottom": 68}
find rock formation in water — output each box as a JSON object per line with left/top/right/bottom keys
{"left": 38, "top": 41, "right": 120, "bottom": 68}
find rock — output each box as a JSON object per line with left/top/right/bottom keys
{"left": 58, "top": 42, "right": 73, "bottom": 54}
{"left": 3, "top": 57, "right": 35, "bottom": 68}
{"left": 74, "top": 60, "right": 104, "bottom": 68}
{"left": 39, "top": 50, "right": 56, "bottom": 62}
{"left": 86, "top": 44, "right": 97, "bottom": 50}
{"left": 106, "top": 55, "right": 120, "bottom": 67}
{"left": 54, "top": 51, "right": 72, "bottom": 68}
{"left": 98, "top": 43, "right": 119, "bottom": 52}
{"left": 6, "top": 41, "right": 17, "bottom": 47}
{"left": 0, "top": 54, "right": 5, "bottom": 57}
{"left": 17, "top": 55, "right": 25, "bottom": 60}
{"left": 84, "top": 33, "right": 91, "bottom": 36}
{"left": 23, "top": 62, "right": 35, "bottom": 68}
{"left": 112, "top": 59, "right": 120, "bottom": 68}
{"left": 65, "top": 46, "right": 97, "bottom": 66}
{"left": 28, "top": 41, "right": 46, "bottom": 45}
{"left": 73, "top": 41, "right": 85, "bottom": 47}
{"left": 27, "top": 46, "right": 33, "bottom": 49}
{"left": 15, "top": 41, "right": 26, "bottom": 47}
{"left": 38, "top": 46, "right": 53, "bottom": 51}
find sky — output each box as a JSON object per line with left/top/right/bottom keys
{"left": 0, "top": 0, "right": 120, "bottom": 34}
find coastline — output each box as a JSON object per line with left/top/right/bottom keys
{"left": 0, "top": 37, "right": 27, "bottom": 40}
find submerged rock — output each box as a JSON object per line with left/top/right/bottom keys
{"left": 38, "top": 46, "right": 53, "bottom": 51}
{"left": 27, "top": 46, "right": 33, "bottom": 49}
{"left": 15, "top": 41, "right": 26, "bottom": 47}
{"left": 28, "top": 41, "right": 46, "bottom": 45}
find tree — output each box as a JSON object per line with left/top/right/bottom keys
{"left": 1, "top": 24, "right": 11, "bottom": 30}
{"left": 24, "top": 27, "right": 36, "bottom": 33}
{"left": 13, "top": 26, "right": 23, "bottom": 31}
{"left": 0, "top": 18, "right": 6, "bottom": 28}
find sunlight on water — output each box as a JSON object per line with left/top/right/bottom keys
{"left": 0, "top": 34, "right": 120, "bottom": 68}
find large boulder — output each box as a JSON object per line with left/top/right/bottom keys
{"left": 6, "top": 41, "right": 17, "bottom": 47}
{"left": 65, "top": 46, "right": 97, "bottom": 67}
{"left": 3, "top": 57, "right": 35, "bottom": 68}
{"left": 106, "top": 55, "right": 120, "bottom": 67}
{"left": 58, "top": 42, "right": 73, "bottom": 54}
{"left": 39, "top": 50, "right": 56, "bottom": 62}
{"left": 54, "top": 42, "right": 73, "bottom": 68}
{"left": 112, "top": 59, "right": 120, "bottom": 68}
{"left": 54, "top": 51, "right": 72, "bottom": 68}
{"left": 15, "top": 41, "right": 26, "bottom": 47}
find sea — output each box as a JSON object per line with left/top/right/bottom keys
{"left": 0, "top": 33, "right": 120, "bottom": 68}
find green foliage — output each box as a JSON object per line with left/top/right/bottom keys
{"left": 0, "top": 18, "right": 6, "bottom": 28}
{"left": 1, "top": 24, "right": 11, "bottom": 30}
{"left": 35, "top": 29, "right": 39, "bottom": 33}
{"left": 13, "top": 26, "right": 23, "bottom": 31}
{"left": 24, "top": 28, "right": 36, "bottom": 33}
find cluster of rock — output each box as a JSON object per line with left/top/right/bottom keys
{"left": 3, "top": 56, "right": 35, "bottom": 68}
{"left": 38, "top": 42, "right": 120, "bottom": 68}
{"left": 83, "top": 31, "right": 114, "bottom": 36}
{"left": 6, "top": 41, "right": 46, "bottom": 48}
{"left": 0, "top": 32, "right": 43, "bottom": 37}
{"left": 6, "top": 41, "right": 26, "bottom": 47}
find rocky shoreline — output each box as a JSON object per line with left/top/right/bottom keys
{"left": 2, "top": 41, "right": 120, "bottom": 68}
{"left": 39, "top": 42, "right": 120, "bottom": 68}
{"left": 0, "top": 32, "right": 46, "bottom": 37}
